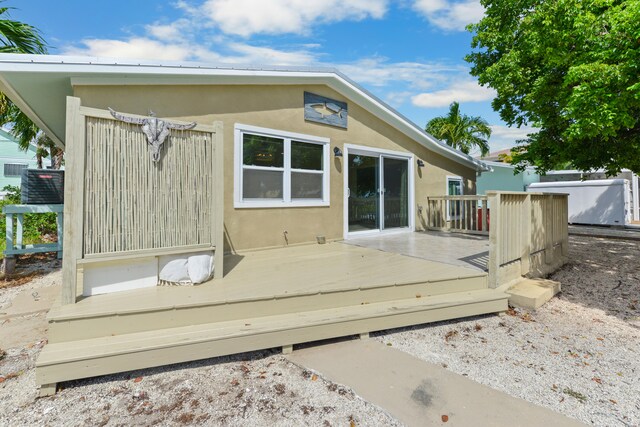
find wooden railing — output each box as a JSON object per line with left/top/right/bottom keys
{"left": 426, "top": 195, "right": 489, "bottom": 235}
{"left": 487, "top": 191, "right": 568, "bottom": 288}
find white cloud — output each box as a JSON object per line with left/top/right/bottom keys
{"left": 201, "top": 0, "right": 388, "bottom": 37}
{"left": 338, "top": 57, "right": 463, "bottom": 90}
{"left": 487, "top": 125, "right": 538, "bottom": 152}
{"left": 64, "top": 37, "right": 192, "bottom": 61}
{"left": 145, "top": 21, "right": 187, "bottom": 41}
{"left": 412, "top": 0, "right": 484, "bottom": 31}
{"left": 63, "top": 36, "right": 318, "bottom": 66}
{"left": 411, "top": 80, "right": 496, "bottom": 107}
{"left": 223, "top": 43, "right": 317, "bottom": 65}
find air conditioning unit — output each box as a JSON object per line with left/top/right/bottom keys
{"left": 20, "top": 169, "right": 65, "bottom": 204}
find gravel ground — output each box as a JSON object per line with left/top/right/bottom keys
{"left": 0, "top": 345, "right": 399, "bottom": 427}
{"left": 373, "top": 235, "right": 640, "bottom": 427}
{"left": 0, "top": 258, "right": 397, "bottom": 426}
{"left": 1, "top": 235, "right": 638, "bottom": 426}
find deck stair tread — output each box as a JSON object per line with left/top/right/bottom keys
{"left": 38, "top": 288, "right": 507, "bottom": 367}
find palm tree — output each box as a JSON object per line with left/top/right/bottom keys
{"left": 426, "top": 102, "right": 491, "bottom": 157}
{"left": 0, "top": 3, "right": 59, "bottom": 168}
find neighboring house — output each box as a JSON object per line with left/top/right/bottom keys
{"left": 1, "top": 54, "right": 541, "bottom": 395}
{"left": 0, "top": 128, "right": 38, "bottom": 198}
{"left": 476, "top": 160, "right": 540, "bottom": 195}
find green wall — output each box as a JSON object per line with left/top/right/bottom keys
{"left": 0, "top": 129, "right": 38, "bottom": 195}
{"left": 476, "top": 162, "right": 540, "bottom": 195}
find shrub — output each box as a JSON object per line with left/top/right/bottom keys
{"left": 0, "top": 185, "right": 58, "bottom": 256}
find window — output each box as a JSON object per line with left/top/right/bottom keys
{"left": 447, "top": 176, "right": 463, "bottom": 219}
{"left": 4, "top": 163, "right": 28, "bottom": 177}
{"left": 235, "top": 124, "right": 330, "bottom": 208}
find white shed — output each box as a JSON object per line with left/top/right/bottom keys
{"left": 528, "top": 179, "right": 631, "bottom": 226}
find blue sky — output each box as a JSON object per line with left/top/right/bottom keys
{"left": 13, "top": 0, "right": 532, "bottom": 155}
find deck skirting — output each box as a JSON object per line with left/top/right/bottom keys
{"left": 37, "top": 289, "right": 508, "bottom": 387}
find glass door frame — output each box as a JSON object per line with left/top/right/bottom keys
{"left": 343, "top": 144, "right": 415, "bottom": 238}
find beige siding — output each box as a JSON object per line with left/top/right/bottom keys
{"left": 74, "top": 84, "right": 476, "bottom": 251}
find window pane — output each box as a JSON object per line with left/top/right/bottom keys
{"left": 291, "top": 172, "right": 323, "bottom": 199}
{"left": 291, "top": 141, "right": 323, "bottom": 170}
{"left": 4, "top": 163, "right": 27, "bottom": 177}
{"left": 243, "top": 134, "right": 284, "bottom": 168}
{"left": 448, "top": 179, "right": 462, "bottom": 195}
{"left": 243, "top": 169, "right": 283, "bottom": 199}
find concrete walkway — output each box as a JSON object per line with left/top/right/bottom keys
{"left": 344, "top": 231, "right": 489, "bottom": 272}
{"left": 288, "top": 339, "right": 585, "bottom": 427}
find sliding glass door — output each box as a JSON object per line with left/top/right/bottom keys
{"left": 382, "top": 157, "right": 409, "bottom": 229}
{"left": 348, "top": 154, "right": 380, "bottom": 232}
{"left": 347, "top": 151, "right": 410, "bottom": 234}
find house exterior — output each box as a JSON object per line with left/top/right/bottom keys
{"left": 0, "top": 55, "right": 489, "bottom": 252}
{"left": 0, "top": 128, "right": 38, "bottom": 198}
{"left": 1, "top": 54, "right": 557, "bottom": 395}
{"left": 476, "top": 160, "right": 540, "bottom": 195}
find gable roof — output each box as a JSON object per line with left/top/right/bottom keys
{"left": 0, "top": 53, "right": 490, "bottom": 172}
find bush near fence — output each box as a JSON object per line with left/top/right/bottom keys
{"left": 0, "top": 185, "right": 58, "bottom": 258}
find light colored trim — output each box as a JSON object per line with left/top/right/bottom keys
{"left": 78, "top": 105, "right": 216, "bottom": 133}
{"left": 343, "top": 144, "right": 415, "bottom": 239}
{"left": 213, "top": 121, "right": 225, "bottom": 279}
{"left": 0, "top": 74, "right": 64, "bottom": 148}
{"left": 81, "top": 244, "right": 216, "bottom": 263}
{"left": 61, "top": 97, "right": 85, "bottom": 304}
{"left": 632, "top": 173, "right": 640, "bottom": 222}
{"left": 234, "top": 123, "right": 330, "bottom": 209}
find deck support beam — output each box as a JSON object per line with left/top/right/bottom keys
{"left": 359, "top": 332, "right": 370, "bottom": 340}
{"left": 282, "top": 344, "right": 293, "bottom": 355}
{"left": 39, "top": 383, "right": 57, "bottom": 397}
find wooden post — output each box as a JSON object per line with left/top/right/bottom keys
{"left": 488, "top": 192, "right": 501, "bottom": 288}
{"left": 544, "top": 194, "right": 554, "bottom": 265}
{"left": 56, "top": 211, "right": 64, "bottom": 259}
{"left": 61, "top": 96, "right": 86, "bottom": 304}
{"left": 213, "top": 121, "right": 225, "bottom": 279}
{"left": 481, "top": 199, "right": 487, "bottom": 232}
{"left": 520, "top": 194, "right": 532, "bottom": 275}
{"left": 5, "top": 212, "right": 12, "bottom": 253}
{"left": 16, "top": 214, "right": 23, "bottom": 249}
{"left": 561, "top": 195, "right": 569, "bottom": 257}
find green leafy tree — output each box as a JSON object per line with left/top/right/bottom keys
{"left": 426, "top": 101, "right": 492, "bottom": 156}
{"left": 466, "top": 0, "right": 640, "bottom": 174}
{"left": 0, "top": 3, "right": 61, "bottom": 169}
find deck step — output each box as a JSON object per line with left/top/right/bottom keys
{"left": 47, "top": 273, "right": 488, "bottom": 342}
{"left": 36, "top": 289, "right": 508, "bottom": 387}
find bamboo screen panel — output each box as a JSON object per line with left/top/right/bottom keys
{"left": 83, "top": 117, "right": 214, "bottom": 255}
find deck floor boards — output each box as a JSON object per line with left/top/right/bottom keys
{"left": 51, "top": 242, "right": 485, "bottom": 319}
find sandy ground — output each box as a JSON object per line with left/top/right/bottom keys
{"left": 374, "top": 235, "right": 640, "bottom": 427}
{"left": 1, "top": 235, "right": 638, "bottom": 426}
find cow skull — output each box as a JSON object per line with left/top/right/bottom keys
{"left": 108, "top": 108, "right": 197, "bottom": 162}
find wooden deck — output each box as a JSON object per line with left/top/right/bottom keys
{"left": 37, "top": 242, "right": 508, "bottom": 393}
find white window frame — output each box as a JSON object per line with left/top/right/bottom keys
{"left": 446, "top": 175, "right": 463, "bottom": 220}
{"left": 234, "top": 123, "right": 330, "bottom": 208}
